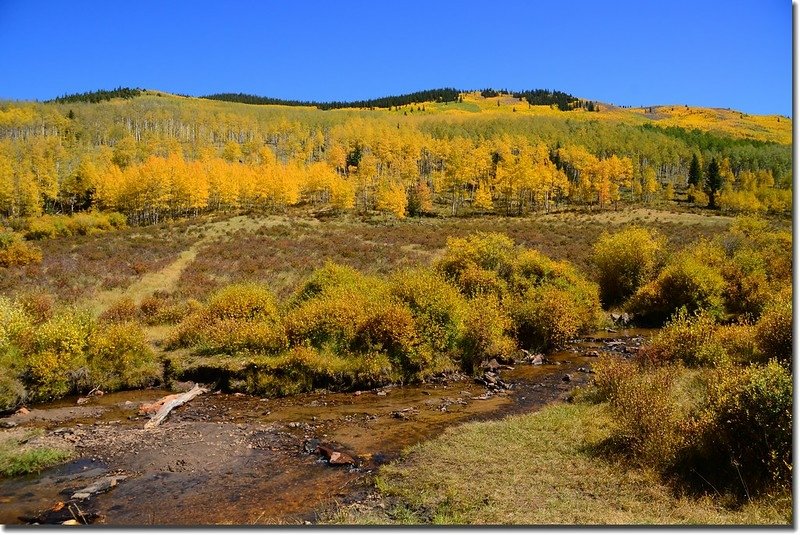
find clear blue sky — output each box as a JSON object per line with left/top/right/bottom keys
{"left": 0, "top": 0, "right": 791, "bottom": 116}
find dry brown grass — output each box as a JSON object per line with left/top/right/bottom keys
{"left": 331, "top": 402, "right": 791, "bottom": 525}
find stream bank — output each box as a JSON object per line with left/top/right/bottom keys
{"left": 0, "top": 329, "right": 649, "bottom": 525}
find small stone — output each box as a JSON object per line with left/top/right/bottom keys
{"left": 562, "top": 374, "right": 572, "bottom": 382}
{"left": 14, "top": 407, "right": 29, "bottom": 415}
{"left": 0, "top": 420, "right": 17, "bottom": 429}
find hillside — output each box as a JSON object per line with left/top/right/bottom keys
{"left": 0, "top": 87, "right": 792, "bottom": 222}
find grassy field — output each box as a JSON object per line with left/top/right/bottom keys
{"left": 332, "top": 401, "right": 791, "bottom": 525}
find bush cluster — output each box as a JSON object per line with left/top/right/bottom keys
{"left": 0, "top": 230, "right": 42, "bottom": 267}
{"left": 593, "top": 356, "right": 791, "bottom": 497}
{"left": 619, "top": 216, "right": 791, "bottom": 327}
{"left": 592, "top": 226, "right": 665, "bottom": 306}
{"left": 166, "top": 283, "right": 286, "bottom": 355}
{"left": 436, "top": 232, "right": 602, "bottom": 351}
{"left": 0, "top": 298, "right": 158, "bottom": 409}
{"left": 21, "top": 212, "right": 126, "bottom": 240}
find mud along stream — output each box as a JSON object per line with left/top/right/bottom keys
{"left": 0, "top": 329, "right": 650, "bottom": 525}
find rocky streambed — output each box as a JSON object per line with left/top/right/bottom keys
{"left": 0, "top": 329, "right": 650, "bottom": 526}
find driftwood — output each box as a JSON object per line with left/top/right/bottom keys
{"left": 144, "top": 384, "right": 206, "bottom": 429}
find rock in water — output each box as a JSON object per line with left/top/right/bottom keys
{"left": 71, "top": 475, "right": 127, "bottom": 500}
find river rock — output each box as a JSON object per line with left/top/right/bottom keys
{"left": 71, "top": 475, "right": 128, "bottom": 500}
{"left": 316, "top": 444, "right": 356, "bottom": 466}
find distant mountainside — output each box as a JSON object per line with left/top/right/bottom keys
{"left": 47, "top": 87, "right": 596, "bottom": 112}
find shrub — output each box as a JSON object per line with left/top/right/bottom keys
{"left": 639, "top": 309, "right": 720, "bottom": 367}
{"left": 88, "top": 321, "right": 158, "bottom": 390}
{"left": 459, "top": 295, "right": 516, "bottom": 373}
{"left": 455, "top": 264, "right": 508, "bottom": 299}
{"left": 721, "top": 248, "right": 772, "bottom": 317}
{"left": 25, "top": 309, "right": 94, "bottom": 400}
{"left": 591, "top": 355, "right": 638, "bottom": 402}
{"left": 352, "top": 302, "right": 428, "bottom": 374}
{"left": 625, "top": 254, "right": 725, "bottom": 325}
{"left": 607, "top": 364, "right": 688, "bottom": 469}
{"left": 291, "top": 261, "right": 368, "bottom": 304}
{"left": 0, "top": 298, "right": 34, "bottom": 352}
{"left": 0, "top": 372, "right": 26, "bottom": 412}
{"left": 699, "top": 361, "right": 792, "bottom": 492}
{"left": 99, "top": 297, "right": 139, "bottom": 323}
{"left": 206, "top": 283, "right": 281, "bottom": 322}
{"left": 592, "top": 226, "right": 665, "bottom": 306}
{"left": 510, "top": 285, "right": 583, "bottom": 350}
{"left": 388, "top": 268, "right": 467, "bottom": 354}
{"left": 166, "top": 284, "right": 285, "bottom": 355}
{"left": 202, "top": 318, "right": 288, "bottom": 354}
{"left": 17, "top": 292, "right": 55, "bottom": 324}
{"left": 711, "top": 323, "right": 761, "bottom": 365}
{"left": 23, "top": 217, "right": 58, "bottom": 240}
{"left": 435, "top": 232, "right": 515, "bottom": 284}
{"left": 754, "top": 292, "right": 792, "bottom": 365}
{"left": 0, "top": 231, "right": 42, "bottom": 267}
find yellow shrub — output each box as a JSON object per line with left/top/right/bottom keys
{"left": 592, "top": 226, "right": 665, "bottom": 306}
{"left": 754, "top": 292, "right": 792, "bottom": 365}
{"left": 459, "top": 295, "right": 516, "bottom": 372}
{"left": 206, "top": 283, "right": 281, "bottom": 321}
{"left": 626, "top": 254, "right": 726, "bottom": 325}
{"left": 0, "top": 298, "right": 34, "bottom": 352}
{"left": 0, "top": 231, "right": 42, "bottom": 267}
{"left": 389, "top": 268, "right": 467, "bottom": 354}
{"left": 88, "top": 321, "right": 158, "bottom": 390}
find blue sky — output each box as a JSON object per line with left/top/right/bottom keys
{"left": 0, "top": 0, "right": 791, "bottom": 116}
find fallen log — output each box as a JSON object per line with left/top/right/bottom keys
{"left": 144, "top": 384, "right": 206, "bottom": 429}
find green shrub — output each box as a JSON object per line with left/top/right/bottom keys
{"left": 754, "top": 291, "right": 792, "bottom": 365}
{"left": 625, "top": 254, "right": 725, "bottom": 325}
{"left": 88, "top": 321, "right": 158, "bottom": 390}
{"left": 592, "top": 226, "right": 665, "bottom": 306}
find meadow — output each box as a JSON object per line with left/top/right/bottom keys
{"left": 0, "top": 89, "right": 792, "bottom": 525}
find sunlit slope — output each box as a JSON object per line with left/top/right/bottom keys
{"left": 1, "top": 89, "right": 790, "bottom": 146}
{"left": 399, "top": 92, "right": 791, "bottom": 145}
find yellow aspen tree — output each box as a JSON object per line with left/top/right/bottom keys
{"left": 664, "top": 182, "right": 675, "bottom": 202}
{"left": 642, "top": 166, "right": 659, "bottom": 204}
{"left": 375, "top": 182, "right": 407, "bottom": 218}
{"left": 473, "top": 182, "right": 493, "bottom": 213}
{"left": 329, "top": 176, "right": 355, "bottom": 211}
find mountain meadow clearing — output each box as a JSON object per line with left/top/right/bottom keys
{"left": 0, "top": 88, "right": 792, "bottom": 525}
